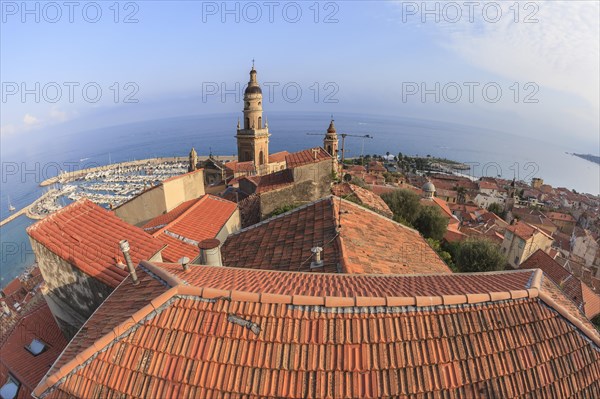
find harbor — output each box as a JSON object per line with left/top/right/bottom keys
{"left": 1, "top": 155, "right": 237, "bottom": 228}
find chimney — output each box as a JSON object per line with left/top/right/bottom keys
{"left": 310, "top": 246, "right": 324, "bottom": 269}
{"left": 178, "top": 257, "right": 191, "bottom": 271}
{"left": 197, "top": 239, "right": 222, "bottom": 266}
{"left": 119, "top": 240, "right": 139, "bottom": 285}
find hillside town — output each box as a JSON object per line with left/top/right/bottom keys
{"left": 2, "top": 66, "right": 600, "bottom": 398}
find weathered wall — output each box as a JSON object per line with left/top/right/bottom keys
{"left": 239, "top": 179, "right": 256, "bottom": 195}
{"left": 164, "top": 169, "right": 205, "bottom": 211}
{"left": 114, "top": 185, "right": 167, "bottom": 227}
{"left": 259, "top": 161, "right": 332, "bottom": 218}
{"left": 114, "top": 169, "right": 205, "bottom": 227}
{"left": 31, "top": 238, "right": 114, "bottom": 338}
{"left": 215, "top": 209, "right": 242, "bottom": 244}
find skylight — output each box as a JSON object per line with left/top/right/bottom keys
{"left": 25, "top": 338, "right": 46, "bottom": 356}
{"left": 0, "top": 376, "right": 19, "bottom": 399}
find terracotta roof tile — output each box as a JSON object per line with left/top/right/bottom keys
{"left": 222, "top": 198, "right": 341, "bottom": 273}
{"left": 224, "top": 160, "right": 255, "bottom": 173}
{"left": 332, "top": 183, "right": 393, "bottom": 218}
{"left": 34, "top": 263, "right": 600, "bottom": 399}
{"left": 285, "top": 147, "right": 331, "bottom": 168}
{"left": 520, "top": 249, "right": 600, "bottom": 318}
{"left": 222, "top": 197, "right": 451, "bottom": 275}
{"left": 268, "top": 151, "right": 290, "bottom": 163}
{"left": 506, "top": 220, "right": 552, "bottom": 241}
{"left": 1, "top": 277, "right": 24, "bottom": 298}
{"left": 26, "top": 199, "right": 165, "bottom": 287}
{"left": 142, "top": 198, "right": 201, "bottom": 234}
{"left": 151, "top": 195, "right": 238, "bottom": 262}
{"left": 242, "top": 169, "right": 294, "bottom": 194}
{"left": 0, "top": 302, "right": 67, "bottom": 398}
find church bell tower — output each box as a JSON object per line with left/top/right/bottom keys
{"left": 235, "top": 63, "right": 270, "bottom": 172}
{"left": 323, "top": 119, "right": 338, "bottom": 158}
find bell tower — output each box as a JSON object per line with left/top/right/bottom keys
{"left": 323, "top": 118, "right": 338, "bottom": 158}
{"left": 235, "top": 63, "right": 270, "bottom": 172}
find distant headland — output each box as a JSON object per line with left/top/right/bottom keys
{"left": 569, "top": 153, "right": 600, "bottom": 165}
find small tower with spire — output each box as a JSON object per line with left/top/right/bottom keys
{"left": 188, "top": 147, "right": 198, "bottom": 172}
{"left": 235, "top": 62, "right": 270, "bottom": 172}
{"left": 323, "top": 117, "right": 339, "bottom": 158}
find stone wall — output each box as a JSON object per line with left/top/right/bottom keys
{"left": 259, "top": 160, "right": 332, "bottom": 218}
{"left": 30, "top": 238, "right": 114, "bottom": 338}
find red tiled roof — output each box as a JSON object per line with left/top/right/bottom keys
{"left": 142, "top": 198, "right": 201, "bottom": 234}
{"left": 242, "top": 169, "right": 294, "bottom": 194}
{"left": 506, "top": 220, "right": 552, "bottom": 241}
{"left": 151, "top": 195, "right": 238, "bottom": 262}
{"left": 221, "top": 197, "right": 451, "bottom": 275}
{"left": 1, "top": 277, "right": 24, "bottom": 298}
{"left": 0, "top": 302, "right": 67, "bottom": 398}
{"left": 34, "top": 263, "right": 600, "bottom": 399}
{"left": 421, "top": 197, "right": 454, "bottom": 220}
{"left": 367, "top": 161, "right": 386, "bottom": 172}
{"left": 520, "top": 249, "right": 600, "bottom": 318}
{"left": 27, "top": 199, "right": 165, "bottom": 288}
{"left": 268, "top": 151, "right": 289, "bottom": 163}
{"left": 224, "top": 160, "right": 255, "bottom": 173}
{"left": 347, "top": 165, "right": 366, "bottom": 173}
{"left": 478, "top": 180, "right": 499, "bottom": 190}
{"left": 285, "top": 147, "right": 331, "bottom": 168}
{"left": 332, "top": 183, "right": 393, "bottom": 218}
{"left": 546, "top": 211, "right": 576, "bottom": 223}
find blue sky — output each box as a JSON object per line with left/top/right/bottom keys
{"left": 1, "top": 1, "right": 599, "bottom": 150}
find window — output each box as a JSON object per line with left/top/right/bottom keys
{"left": 258, "top": 117, "right": 262, "bottom": 129}
{"left": 514, "top": 256, "right": 519, "bottom": 265}
{"left": 25, "top": 338, "right": 47, "bottom": 356}
{"left": 518, "top": 239, "right": 524, "bottom": 249}
{"left": 0, "top": 375, "right": 20, "bottom": 399}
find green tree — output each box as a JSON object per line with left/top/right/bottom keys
{"left": 454, "top": 238, "right": 506, "bottom": 273}
{"left": 381, "top": 189, "right": 421, "bottom": 226}
{"left": 413, "top": 205, "right": 448, "bottom": 241}
{"left": 592, "top": 314, "right": 600, "bottom": 331}
{"left": 487, "top": 202, "right": 506, "bottom": 219}
{"left": 426, "top": 238, "right": 455, "bottom": 270}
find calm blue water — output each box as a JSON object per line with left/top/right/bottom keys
{"left": 1, "top": 111, "right": 598, "bottom": 287}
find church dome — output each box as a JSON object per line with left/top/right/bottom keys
{"left": 244, "top": 85, "right": 262, "bottom": 95}
{"left": 422, "top": 181, "right": 435, "bottom": 193}
{"left": 327, "top": 120, "right": 336, "bottom": 134}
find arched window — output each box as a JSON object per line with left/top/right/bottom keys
{"left": 327, "top": 145, "right": 332, "bottom": 155}
{"left": 245, "top": 118, "right": 249, "bottom": 130}
{"left": 259, "top": 151, "right": 264, "bottom": 165}
{"left": 258, "top": 117, "right": 262, "bottom": 129}
{"left": 244, "top": 151, "right": 250, "bottom": 162}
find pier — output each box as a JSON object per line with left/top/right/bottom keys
{"left": 0, "top": 207, "right": 28, "bottom": 227}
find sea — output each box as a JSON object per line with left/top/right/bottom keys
{"left": 1, "top": 111, "right": 599, "bottom": 288}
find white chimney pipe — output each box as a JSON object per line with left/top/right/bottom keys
{"left": 310, "top": 246, "right": 324, "bottom": 269}
{"left": 119, "top": 240, "right": 139, "bottom": 285}
{"left": 197, "top": 239, "right": 222, "bottom": 266}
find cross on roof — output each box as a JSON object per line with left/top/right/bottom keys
{"left": 252, "top": 59, "right": 255, "bottom": 68}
